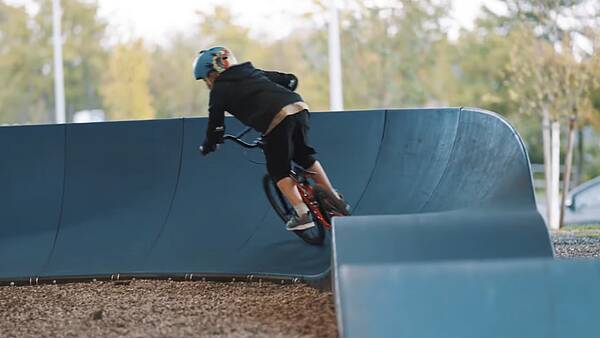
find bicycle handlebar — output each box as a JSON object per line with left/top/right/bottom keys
{"left": 223, "top": 134, "right": 262, "bottom": 149}
{"left": 199, "top": 127, "right": 262, "bottom": 154}
{"left": 234, "top": 127, "right": 254, "bottom": 139}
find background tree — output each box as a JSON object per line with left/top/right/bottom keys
{"left": 2, "top": 0, "right": 600, "bottom": 210}
{"left": 150, "top": 33, "right": 209, "bottom": 118}
{"left": 335, "top": 0, "right": 450, "bottom": 109}
{"left": 432, "top": 19, "right": 515, "bottom": 114}
{"left": 580, "top": 30, "right": 600, "bottom": 181}
{"left": 502, "top": 0, "right": 600, "bottom": 228}
{"left": 32, "top": 0, "right": 108, "bottom": 122}
{"left": 0, "top": 2, "right": 42, "bottom": 123}
{"left": 101, "top": 39, "right": 154, "bottom": 120}
{"left": 149, "top": 5, "right": 290, "bottom": 117}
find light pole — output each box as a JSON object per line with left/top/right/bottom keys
{"left": 52, "top": 0, "right": 66, "bottom": 124}
{"left": 328, "top": 0, "right": 343, "bottom": 111}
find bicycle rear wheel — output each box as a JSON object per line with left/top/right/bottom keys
{"left": 262, "top": 175, "right": 325, "bottom": 246}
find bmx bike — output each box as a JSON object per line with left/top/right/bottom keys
{"left": 213, "top": 127, "right": 348, "bottom": 245}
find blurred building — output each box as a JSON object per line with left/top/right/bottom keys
{"left": 73, "top": 109, "right": 106, "bottom": 123}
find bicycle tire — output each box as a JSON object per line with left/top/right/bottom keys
{"left": 262, "top": 174, "right": 292, "bottom": 222}
{"left": 262, "top": 175, "right": 325, "bottom": 246}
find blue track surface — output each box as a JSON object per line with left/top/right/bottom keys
{"left": 0, "top": 109, "right": 387, "bottom": 280}
{"left": 337, "top": 259, "right": 600, "bottom": 338}
{"left": 2, "top": 107, "right": 598, "bottom": 337}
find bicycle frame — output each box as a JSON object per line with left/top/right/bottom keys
{"left": 291, "top": 172, "right": 333, "bottom": 230}
{"left": 223, "top": 128, "right": 333, "bottom": 230}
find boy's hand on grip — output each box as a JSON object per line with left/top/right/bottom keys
{"left": 200, "top": 140, "right": 218, "bottom": 156}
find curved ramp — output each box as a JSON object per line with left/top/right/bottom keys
{"left": 0, "top": 109, "right": 553, "bottom": 273}
{"left": 0, "top": 124, "right": 65, "bottom": 278}
{"left": 4, "top": 107, "right": 582, "bottom": 337}
{"left": 0, "top": 109, "right": 387, "bottom": 281}
{"left": 356, "top": 107, "right": 536, "bottom": 213}
{"left": 331, "top": 210, "right": 555, "bottom": 338}
{"left": 337, "top": 259, "right": 600, "bottom": 338}
{"left": 332, "top": 209, "right": 553, "bottom": 267}
{"left": 44, "top": 119, "right": 184, "bottom": 277}
{"left": 326, "top": 109, "right": 600, "bottom": 337}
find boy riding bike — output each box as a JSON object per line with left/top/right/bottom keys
{"left": 194, "top": 46, "right": 349, "bottom": 231}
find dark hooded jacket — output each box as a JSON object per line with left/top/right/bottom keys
{"left": 204, "top": 62, "right": 302, "bottom": 146}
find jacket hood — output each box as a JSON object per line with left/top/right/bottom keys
{"left": 216, "top": 62, "right": 256, "bottom": 82}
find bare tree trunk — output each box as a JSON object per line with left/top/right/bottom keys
{"left": 560, "top": 116, "right": 577, "bottom": 228}
{"left": 576, "top": 127, "right": 584, "bottom": 185}
{"left": 542, "top": 107, "right": 553, "bottom": 225}
{"left": 550, "top": 121, "right": 561, "bottom": 230}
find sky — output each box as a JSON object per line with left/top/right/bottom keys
{"left": 5, "top": 0, "right": 501, "bottom": 45}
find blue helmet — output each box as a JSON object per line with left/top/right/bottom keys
{"left": 193, "top": 46, "right": 237, "bottom": 80}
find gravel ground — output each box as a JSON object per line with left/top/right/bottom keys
{"left": 552, "top": 227, "right": 600, "bottom": 258}
{"left": 1, "top": 229, "right": 599, "bottom": 338}
{"left": 0, "top": 281, "right": 337, "bottom": 338}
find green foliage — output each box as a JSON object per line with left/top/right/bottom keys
{"left": 497, "top": 1, "right": 600, "bottom": 185}
{"left": 101, "top": 40, "right": 154, "bottom": 120}
{"left": 564, "top": 224, "right": 600, "bottom": 237}
{"left": 33, "top": 0, "right": 108, "bottom": 121}
{"left": 512, "top": 114, "right": 545, "bottom": 163}
{"left": 0, "top": 3, "right": 39, "bottom": 123}
{"left": 427, "top": 23, "right": 516, "bottom": 115}
{"left": 581, "top": 127, "right": 600, "bottom": 180}
{"left": 149, "top": 5, "right": 286, "bottom": 117}
{"left": 150, "top": 34, "right": 208, "bottom": 118}
{"left": 0, "top": 0, "right": 107, "bottom": 123}
{"left": 196, "top": 6, "right": 267, "bottom": 65}
{"left": 481, "top": 0, "right": 596, "bottom": 45}
{"left": 336, "top": 0, "right": 451, "bottom": 108}
{"left": 0, "top": 0, "right": 598, "bottom": 187}
{"left": 267, "top": 33, "right": 330, "bottom": 111}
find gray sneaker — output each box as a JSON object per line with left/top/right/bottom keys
{"left": 320, "top": 190, "right": 351, "bottom": 216}
{"left": 333, "top": 192, "right": 352, "bottom": 216}
{"left": 286, "top": 212, "right": 315, "bottom": 231}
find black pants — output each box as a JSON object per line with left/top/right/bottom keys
{"left": 263, "top": 110, "right": 316, "bottom": 182}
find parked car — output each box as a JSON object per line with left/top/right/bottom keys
{"left": 536, "top": 176, "right": 600, "bottom": 226}
{"left": 565, "top": 176, "right": 600, "bottom": 225}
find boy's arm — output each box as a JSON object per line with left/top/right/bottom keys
{"left": 260, "top": 70, "right": 298, "bottom": 91}
{"left": 201, "top": 101, "right": 225, "bottom": 156}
